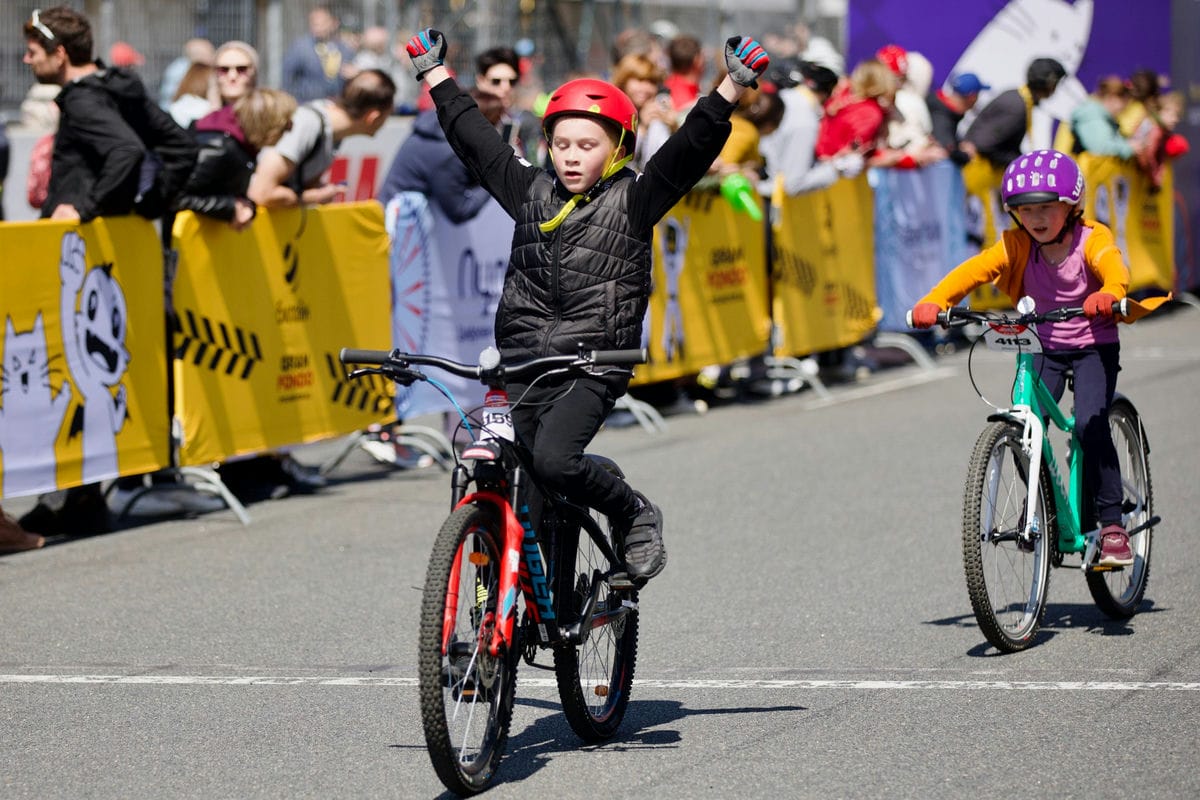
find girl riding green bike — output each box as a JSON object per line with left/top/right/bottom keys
{"left": 911, "top": 149, "right": 1169, "bottom": 567}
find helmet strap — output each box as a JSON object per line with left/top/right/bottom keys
{"left": 539, "top": 130, "right": 633, "bottom": 234}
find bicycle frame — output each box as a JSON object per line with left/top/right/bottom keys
{"left": 442, "top": 455, "right": 629, "bottom": 661}
{"left": 1003, "top": 349, "right": 1090, "bottom": 557}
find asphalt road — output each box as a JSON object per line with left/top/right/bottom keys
{"left": 3, "top": 305, "right": 1198, "bottom": 799}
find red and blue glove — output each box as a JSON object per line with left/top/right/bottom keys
{"left": 910, "top": 302, "right": 942, "bottom": 329}
{"left": 724, "top": 36, "right": 770, "bottom": 88}
{"left": 1083, "top": 292, "right": 1118, "bottom": 318}
{"left": 406, "top": 29, "right": 447, "bottom": 81}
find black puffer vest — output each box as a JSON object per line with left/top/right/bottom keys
{"left": 497, "top": 169, "right": 651, "bottom": 359}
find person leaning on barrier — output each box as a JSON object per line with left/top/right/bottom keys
{"left": 405, "top": 27, "right": 770, "bottom": 584}
{"left": 23, "top": 6, "right": 147, "bottom": 222}
{"left": 927, "top": 72, "right": 990, "bottom": 167}
{"left": 963, "top": 57, "right": 1066, "bottom": 168}
{"left": 247, "top": 69, "right": 395, "bottom": 209}
{"left": 175, "top": 89, "right": 298, "bottom": 230}
{"left": 1068, "top": 76, "right": 1137, "bottom": 158}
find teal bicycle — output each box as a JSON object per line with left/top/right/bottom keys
{"left": 913, "top": 298, "right": 1159, "bottom": 652}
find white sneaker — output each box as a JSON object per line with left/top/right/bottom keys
{"left": 361, "top": 437, "right": 435, "bottom": 469}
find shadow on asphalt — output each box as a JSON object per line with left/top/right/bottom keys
{"left": 925, "top": 599, "right": 1166, "bottom": 656}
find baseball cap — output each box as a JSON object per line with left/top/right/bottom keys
{"left": 109, "top": 41, "right": 144, "bottom": 67}
{"left": 950, "top": 72, "right": 990, "bottom": 96}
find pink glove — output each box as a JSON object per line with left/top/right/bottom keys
{"left": 911, "top": 302, "right": 942, "bottom": 329}
{"left": 1083, "top": 292, "right": 1118, "bottom": 318}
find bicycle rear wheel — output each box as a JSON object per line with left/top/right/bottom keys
{"left": 962, "top": 420, "right": 1053, "bottom": 653}
{"left": 552, "top": 502, "right": 639, "bottom": 742}
{"left": 1086, "top": 399, "right": 1154, "bottom": 617}
{"left": 418, "top": 503, "right": 518, "bottom": 795}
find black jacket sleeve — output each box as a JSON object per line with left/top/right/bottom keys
{"left": 432, "top": 79, "right": 540, "bottom": 220}
{"left": 629, "top": 92, "right": 736, "bottom": 234}
{"left": 173, "top": 134, "right": 253, "bottom": 222}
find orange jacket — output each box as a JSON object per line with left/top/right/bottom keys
{"left": 919, "top": 220, "right": 1170, "bottom": 322}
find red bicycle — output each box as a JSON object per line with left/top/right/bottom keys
{"left": 342, "top": 344, "right": 645, "bottom": 795}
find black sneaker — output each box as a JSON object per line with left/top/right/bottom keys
{"left": 623, "top": 493, "right": 666, "bottom": 585}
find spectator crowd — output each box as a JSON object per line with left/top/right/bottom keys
{"left": 0, "top": 5, "right": 1189, "bottom": 552}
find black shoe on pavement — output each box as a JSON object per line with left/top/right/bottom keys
{"left": 623, "top": 493, "right": 666, "bottom": 586}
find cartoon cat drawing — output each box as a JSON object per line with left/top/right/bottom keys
{"left": 951, "top": 0, "right": 1092, "bottom": 149}
{"left": 0, "top": 314, "right": 72, "bottom": 496}
{"left": 59, "top": 231, "right": 130, "bottom": 484}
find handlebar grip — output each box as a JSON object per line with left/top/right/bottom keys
{"left": 904, "top": 310, "right": 913, "bottom": 328}
{"left": 339, "top": 348, "right": 392, "bottom": 365}
{"left": 592, "top": 348, "right": 647, "bottom": 365}
{"left": 1116, "top": 298, "right": 1128, "bottom": 317}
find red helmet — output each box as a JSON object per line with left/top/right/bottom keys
{"left": 542, "top": 78, "right": 638, "bottom": 147}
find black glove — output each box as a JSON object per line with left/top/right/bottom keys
{"left": 724, "top": 36, "right": 770, "bottom": 88}
{"left": 406, "top": 28, "right": 447, "bottom": 81}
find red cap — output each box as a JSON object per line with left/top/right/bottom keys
{"left": 876, "top": 44, "right": 908, "bottom": 78}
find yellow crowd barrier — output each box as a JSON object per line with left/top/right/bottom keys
{"left": 0, "top": 218, "right": 169, "bottom": 497}
{"left": 771, "top": 174, "right": 881, "bottom": 355}
{"left": 635, "top": 189, "right": 772, "bottom": 386}
{"left": 171, "top": 203, "right": 393, "bottom": 466}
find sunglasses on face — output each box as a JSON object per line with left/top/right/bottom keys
{"left": 29, "top": 9, "right": 56, "bottom": 43}
{"left": 488, "top": 75, "right": 518, "bottom": 86}
{"left": 217, "top": 64, "right": 253, "bottom": 76}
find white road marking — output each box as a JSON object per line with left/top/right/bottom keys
{"left": 2, "top": 674, "right": 1198, "bottom": 691}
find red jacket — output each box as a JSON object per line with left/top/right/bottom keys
{"left": 815, "top": 84, "right": 885, "bottom": 158}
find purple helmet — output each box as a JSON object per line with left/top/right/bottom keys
{"left": 1001, "top": 149, "right": 1084, "bottom": 209}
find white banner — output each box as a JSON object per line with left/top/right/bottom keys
{"left": 384, "top": 192, "right": 512, "bottom": 425}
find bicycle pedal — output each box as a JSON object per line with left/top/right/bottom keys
{"left": 608, "top": 573, "right": 637, "bottom": 591}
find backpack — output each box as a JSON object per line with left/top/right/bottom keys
{"left": 105, "top": 71, "right": 199, "bottom": 219}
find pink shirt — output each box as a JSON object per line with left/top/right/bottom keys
{"left": 1022, "top": 224, "right": 1119, "bottom": 349}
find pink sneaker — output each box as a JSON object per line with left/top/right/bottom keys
{"left": 1097, "top": 524, "right": 1134, "bottom": 567}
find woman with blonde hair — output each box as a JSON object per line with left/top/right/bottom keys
{"left": 814, "top": 57, "right": 897, "bottom": 159}
{"left": 175, "top": 88, "right": 298, "bottom": 230}
{"left": 611, "top": 52, "right": 675, "bottom": 169}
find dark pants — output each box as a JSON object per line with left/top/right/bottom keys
{"left": 1034, "top": 344, "right": 1122, "bottom": 526}
{"left": 508, "top": 376, "right": 640, "bottom": 525}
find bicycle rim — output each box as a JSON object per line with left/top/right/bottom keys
{"left": 418, "top": 504, "right": 517, "bottom": 795}
{"left": 1086, "top": 400, "right": 1153, "bottom": 617}
{"left": 962, "top": 421, "right": 1052, "bottom": 652}
{"left": 553, "top": 504, "right": 639, "bottom": 742}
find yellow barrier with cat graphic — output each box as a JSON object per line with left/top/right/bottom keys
{"left": 0, "top": 218, "right": 169, "bottom": 498}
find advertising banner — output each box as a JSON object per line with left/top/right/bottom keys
{"left": 0, "top": 218, "right": 169, "bottom": 498}
{"left": 385, "top": 192, "right": 511, "bottom": 421}
{"left": 871, "top": 162, "right": 972, "bottom": 331}
{"left": 171, "top": 203, "right": 391, "bottom": 466}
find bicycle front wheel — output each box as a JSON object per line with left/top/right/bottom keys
{"left": 1086, "top": 399, "right": 1154, "bottom": 617}
{"left": 962, "top": 420, "right": 1053, "bottom": 653}
{"left": 418, "top": 503, "right": 518, "bottom": 796}
{"left": 552, "top": 502, "right": 639, "bottom": 742}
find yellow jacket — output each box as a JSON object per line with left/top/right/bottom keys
{"left": 919, "top": 220, "right": 1170, "bottom": 322}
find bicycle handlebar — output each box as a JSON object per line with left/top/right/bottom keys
{"left": 339, "top": 346, "right": 647, "bottom": 384}
{"left": 905, "top": 298, "right": 1128, "bottom": 329}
